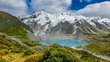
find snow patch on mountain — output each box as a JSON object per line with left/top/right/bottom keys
{"left": 19, "top": 10, "right": 110, "bottom": 39}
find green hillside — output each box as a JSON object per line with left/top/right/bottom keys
{"left": 0, "top": 11, "right": 41, "bottom": 62}
{"left": 0, "top": 11, "right": 27, "bottom": 38}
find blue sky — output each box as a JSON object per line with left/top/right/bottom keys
{"left": 69, "top": 0, "right": 110, "bottom": 10}
{"left": 0, "top": 0, "right": 110, "bottom": 18}
{"left": 25, "top": 0, "right": 110, "bottom": 14}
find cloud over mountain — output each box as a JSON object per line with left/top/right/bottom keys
{"left": 75, "top": 1, "right": 110, "bottom": 18}
{"left": 0, "top": 0, "right": 110, "bottom": 19}
{"left": 27, "top": 0, "right": 72, "bottom": 14}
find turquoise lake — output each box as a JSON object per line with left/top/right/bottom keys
{"left": 39, "top": 39, "right": 87, "bottom": 48}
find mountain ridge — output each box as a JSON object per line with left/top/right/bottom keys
{"left": 19, "top": 10, "right": 110, "bottom": 40}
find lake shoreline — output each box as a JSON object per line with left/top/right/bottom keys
{"left": 39, "top": 39, "right": 88, "bottom": 48}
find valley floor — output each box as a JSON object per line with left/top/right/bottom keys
{"left": 0, "top": 32, "right": 110, "bottom": 62}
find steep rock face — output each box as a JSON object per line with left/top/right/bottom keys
{"left": 19, "top": 11, "right": 110, "bottom": 39}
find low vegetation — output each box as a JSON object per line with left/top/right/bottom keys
{"left": 84, "top": 34, "right": 110, "bottom": 57}
{"left": 0, "top": 33, "right": 43, "bottom": 62}
{"left": 1, "top": 34, "right": 109, "bottom": 62}
{"left": 24, "top": 45, "right": 109, "bottom": 62}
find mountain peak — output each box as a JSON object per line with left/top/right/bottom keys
{"left": 19, "top": 11, "right": 110, "bottom": 39}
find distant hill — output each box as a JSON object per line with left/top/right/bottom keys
{"left": 0, "top": 11, "right": 27, "bottom": 37}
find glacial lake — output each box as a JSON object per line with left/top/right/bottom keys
{"left": 39, "top": 39, "right": 87, "bottom": 48}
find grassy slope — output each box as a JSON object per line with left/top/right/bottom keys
{"left": 0, "top": 11, "right": 27, "bottom": 37}
{"left": 24, "top": 46, "right": 109, "bottom": 62}
{"left": 0, "top": 11, "right": 42, "bottom": 62}
{"left": 84, "top": 35, "right": 110, "bottom": 57}
{"left": 0, "top": 11, "right": 39, "bottom": 46}
{"left": 0, "top": 33, "right": 45, "bottom": 62}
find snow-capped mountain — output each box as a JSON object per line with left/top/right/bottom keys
{"left": 19, "top": 10, "right": 110, "bottom": 40}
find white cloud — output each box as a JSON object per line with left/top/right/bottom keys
{"left": 75, "top": 1, "right": 110, "bottom": 18}
{"left": 0, "top": 0, "right": 72, "bottom": 15}
{"left": 30, "top": 0, "right": 72, "bottom": 13}
{"left": 0, "top": 0, "right": 26, "bottom": 16}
